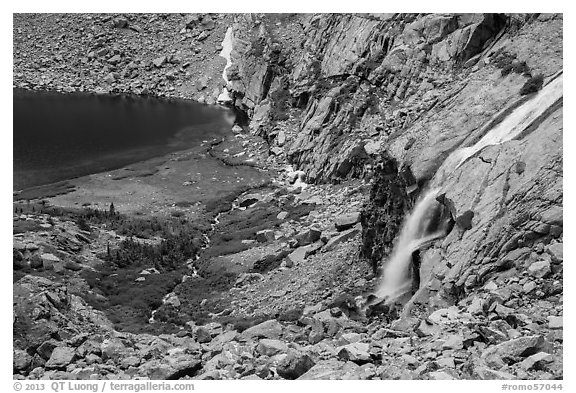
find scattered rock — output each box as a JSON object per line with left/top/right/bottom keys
{"left": 30, "top": 254, "right": 43, "bottom": 269}
{"left": 256, "top": 339, "right": 288, "bottom": 356}
{"left": 548, "top": 316, "right": 562, "bottom": 329}
{"left": 298, "top": 359, "right": 363, "bottom": 379}
{"left": 120, "top": 356, "right": 141, "bottom": 369}
{"left": 286, "top": 247, "right": 308, "bottom": 266}
{"left": 428, "top": 370, "right": 457, "bottom": 380}
{"left": 256, "top": 229, "right": 275, "bottom": 243}
{"left": 455, "top": 210, "right": 474, "bottom": 230}
{"left": 528, "top": 260, "right": 551, "bottom": 278}
{"left": 518, "top": 352, "right": 553, "bottom": 371}
{"left": 340, "top": 332, "right": 362, "bottom": 344}
{"left": 323, "top": 226, "right": 361, "bottom": 252}
{"left": 107, "top": 54, "right": 121, "bottom": 65}
{"left": 442, "top": 334, "right": 464, "bottom": 350}
{"left": 337, "top": 342, "right": 371, "bottom": 364}
{"left": 40, "top": 253, "right": 60, "bottom": 269}
{"left": 295, "top": 227, "right": 322, "bottom": 246}
{"left": 270, "top": 146, "right": 284, "bottom": 156}
{"left": 139, "top": 354, "right": 201, "bottom": 380}
{"left": 482, "top": 335, "right": 548, "bottom": 366}
{"left": 435, "top": 357, "right": 455, "bottom": 368}
{"left": 277, "top": 350, "right": 316, "bottom": 380}
{"left": 113, "top": 17, "right": 129, "bottom": 28}
{"left": 153, "top": 56, "right": 166, "bottom": 68}
{"left": 45, "top": 347, "right": 76, "bottom": 370}
{"left": 546, "top": 243, "right": 563, "bottom": 263}
{"left": 242, "top": 320, "right": 283, "bottom": 340}
{"left": 416, "top": 319, "right": 440, "bottom": 337}
{"left": 64, "top": 260, "right": 82, "bottom": 271}
{"left": 195, "top": 327, "right": 213, "bottom": 343}
{"left": 235, "top": 273, "right": 264, "bottom": 287}
{"left": 277, "top": 131, "right": 286, "bottom": 147}
{"left": 473, "top": 365, "right": 517, "bottom": 380}
{"left": 523, "top": 281, "right": 538, "bottom": 294}
{"left": 13, "top": 349, "right": 33, "bottom": 373}
{"left": 335, "top": 212, "right": 361, "bottom": 231}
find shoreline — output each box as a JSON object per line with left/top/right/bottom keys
{"left": 13, "top": 86, "right": 247, "bottom": 199}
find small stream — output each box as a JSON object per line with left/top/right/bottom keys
{"left": 148, "top": 201, "right": 241, "bottom": 323}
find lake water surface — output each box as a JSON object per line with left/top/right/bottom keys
{"left": 13, "top": 89, "right": 234, "bottom": 190}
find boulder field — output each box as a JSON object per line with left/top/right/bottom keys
{"left": 13, "top": 13, "right": 562, "bottom": 380}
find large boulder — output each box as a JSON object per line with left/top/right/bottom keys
{"left": 481, "top": 335, "right": 548, "bottom": 367}
{"left": 335, "top": 212, "right": 361, "bottom": 231}
{"left": 153, "top": 56, "right": 167, "bottom": 68}
{"left": 100, "top": 338, "right": 129, "bottom": 362}
{"left": 242, "top": 319, "right": 283, "bottom": 340}
{"left": 13, "top": 249, "right": 27, "bottom": 270}
{"left": 40, "top": 253, "right": 60, "bottom": 270}
{"left": 323, "top": 226, "right": 361, "bottom": 252}
{"left": 45, "top": 347, "right": 76, "bottom": 370}
{"left": 518, "top": 352, "right": 554, "bottom": 371}
{"left": 472, "top": 365, "right": 517, "bottom": 380}
{"left": 336, "top": 342, "right": 371, "bottom": 364}
{"left": 528, "top": 260, "right": 551, "bottom": 278}
{"left": 256, "top": 229, "right": 275, "bottom": 243}
{"left": 546, "top": 243, "right": 563, "bottom": 263}
{"left": 13, "top": 349, "right": 33, "bottom": 373}
{"left": 277, "top": 350, "right": 316, "bottom": 380}
{"left": 235, "top": 272, "right": 264, "bottom": 288}
{"left": 112, "top": 16, "right": 129, "bottom": 28}
{"left": 194, "top": 327, "right": 213, "bottom": 343}
{"left": 297, "top": 359, "right": 364, "bottom": 380}
{"left": 295, "top": 227, "right": 322, "bottom": 246}
{"left": 139, "top": 353, "right": 201, "bottom": 380}
{"left": 256, "top": 339, "right": 288, "bottom": 356}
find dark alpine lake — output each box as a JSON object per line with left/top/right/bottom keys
{"left": 13, "top": 89, "right": 234, "bottom": 190}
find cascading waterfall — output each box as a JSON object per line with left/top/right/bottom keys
{"left": 436, "top": 72, "right": 563, "bottom": 182}
{"left": 373, "top": 72, "right": 563, "bottom": 306}
{"left": 374, "top": 188, "right": 446, "bottom": 302}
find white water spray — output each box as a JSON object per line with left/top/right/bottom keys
{"left": 374, "top": 188, "right": 446, "bottom": 302}
{"left": 217, "top": 27, "right": 234, "bottom": 104}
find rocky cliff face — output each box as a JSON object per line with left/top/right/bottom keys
{"left": 225, "top": 13, "right": 522, "bottom": 182}
{"left": 226, "top": 12, "right": 563, "bottom": 321}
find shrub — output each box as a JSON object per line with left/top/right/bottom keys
{"left": 76, "top": 216, "right": 91, "bottom": 232}
{"left": 269, "top": 87, "right": 292, "bottom": 121}
{"left": 520, "top": 74, "right": 544, "bottom": 95}
{"left": 512, "top": 61, "right": 531, "bottom": 76}
{"left": 493, "top": 50, "right": 516, "bottom": 70}
{"left": 171, "top": 210, "right": 184, "bottom": 218}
